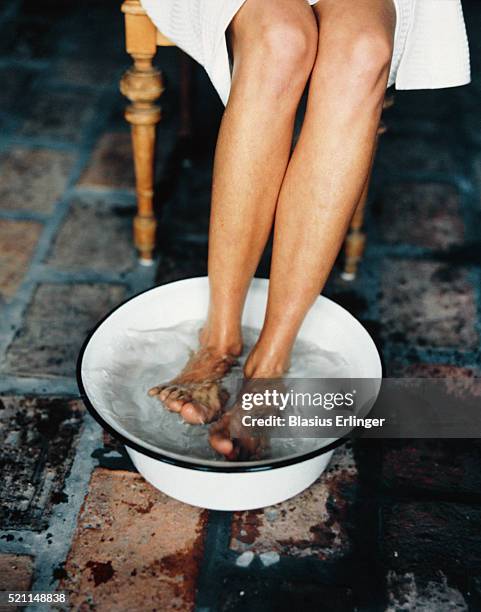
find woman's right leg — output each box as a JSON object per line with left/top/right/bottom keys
{"left": 148, "top": 0, "right": 318, "bottom": 423}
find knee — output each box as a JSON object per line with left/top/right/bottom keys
{"left": 348, "top": 31, "right": 393, "bottom": 86}
{"left": 320, "top": 30, "right": 393, "bottom": 99}
{"left": 254, "top": 20, "right": 318, "bottom": 96}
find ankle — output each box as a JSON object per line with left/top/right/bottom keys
{"left": 199, "top": 325, "right": 243, "bottom": 357}
{"left": 244, "top": 343, "right": 290, "bottom": 379}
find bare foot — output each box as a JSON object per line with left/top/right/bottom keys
{"left": 208, "top": 377, "right": 287, "bottom": 460}
{"left": 209, "top": 409, "right": 266, "bottom": 461}
{"left": 148, "top": 346, "right": 239, "bottom": 425}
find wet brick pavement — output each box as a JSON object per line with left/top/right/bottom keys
{"left": 0, "top": 0, "right": 481, "bottom": 610}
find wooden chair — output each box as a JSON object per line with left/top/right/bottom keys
{"left": 120, "top": 0, "right": 389, "bottom": 278}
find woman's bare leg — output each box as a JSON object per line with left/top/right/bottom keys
{"left": 149, "top": 0, "right": 318, "bottom": 423}
{"left": 245, "top": 0, "right": 395, "bottom": 376}
{"left": 210, "top": 0, "right": 395, "bottom": 454}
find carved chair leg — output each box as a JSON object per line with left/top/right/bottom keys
{"left": 120, "top": 0, "right": 163, "bottom": 265}
{"left": 341, "top": 172, "right": 371, "bottom": 282}
{"left": 341, "top": 96, "right": 393, "bottom": 281}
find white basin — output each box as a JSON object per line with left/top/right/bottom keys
{"left": 78, "top": 277, "right": 382, "bottom": 510}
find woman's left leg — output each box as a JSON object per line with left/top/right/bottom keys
{"left": 210, "top": 0, "right": 395, "bottom": 455}
{"left": 245, "top": 0, "right": 396, "bottom": 377}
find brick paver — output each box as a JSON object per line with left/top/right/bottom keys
{"left": 381, "top": 501, "right": 481, "bottom": 581}
{"left": 60, "top": 469, "right": 207, "bottom": 611}
{"left": 230, "top": 446, "right": 357, "bottom": 560}
{"left": 0, "top": 148, "right": 75, "bottom": 214}
{"left": 219, "top": 578, "right": 354, "bottom": 612}
{"left": 46, "top": 196, "right": 135, "bottom": 272}
{"left": 386, "top": 572, "right": 468, "bottom": 611}
{"left": 0, "top": 397, "right": 84, "bottom": 530}
{"left": 0, "top": 219, "right": 42, "bottom": 302}
{"left": 0, "top": 0, "right": 480, "bottom": 608}
{"left": 78, "top": 132, "right": 135, "bottom": 190}
{"left": 378, "top": 134, "right": 458, "bottom": 174}
{"left": 0, "top": 554, "right": 33, "bottom": 610}
{"left": 18, "top": 89, "right": 94, "bottom": 143}
{"left": 0, "top": 66, "right": 35, "bottom": 114}
{"left": 3, "top": 283, "right": 125, "bottom": 377}
{"left": 50, "top": 57, "right": 123, "bottom": 88}
{"left": 380, "top": 260, "right": 478, "bottom": 349}
{"left": 376, "top": 183, "right": 464, "bottom": 249}
{"left": 382, "top": 440, "right": 481, "bottom": 500}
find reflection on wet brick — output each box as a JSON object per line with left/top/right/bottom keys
{"left": 230, "top": 446, "right": 357, "bottom": 560}
{"left": 0, "top": 148, "right": 75, "bottom": 214}
{"left": 376, "top": 183, "right": 464, "bottom": 249}
{"left": 60, "top": 469, "right": 207, "bottom": 611}
{"left": 380, "top": 260, "right": 478, "bottom": 349}
{"left": 78, "top": 132, "right": 135, "bottom": 190}
{"left": 0, "top": 397, "right": 83, "bottom": 530}
{"left": 4, "top": 283, "right": 125, "bottom": 377}
{"left": 46, "top": 197, "right": 135, "bottom": 272}
{"left": 0, "top": 219, "right": 42, "bottom": 303}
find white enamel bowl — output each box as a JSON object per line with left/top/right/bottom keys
{"left": 78, "top": 277, "right": 382, "bottom": 510}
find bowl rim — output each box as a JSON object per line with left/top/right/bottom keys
{"left": 77, "top": 278, "right": 380, "bottom": 473}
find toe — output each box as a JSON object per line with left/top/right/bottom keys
{"left": 159, "top": 386, "right": 172, "bottom": 402}
{"left": 209, "top": 431, "right": 234, "bottom": 457}
{"left": 163, "top": 388, "right": 186, "bottom": 413}
{"left": 180, "top": 401, "right": 208, "bottom": 425}
{"left": 209, "top": 414, "right": 236, "bottom": 457}
{"left": 148, "top": 385, "right": 161, "bottom": 397}
{"left": 166, "top": 397, "right": 184, "bottom": 413}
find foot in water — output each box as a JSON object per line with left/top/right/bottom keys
{"left": 209, "top": 408, "right": 266, "bottom": 461}
{"left": 148, "top": 344, "right": 240, "bottom": 425}
{"left": 209, "top": 377, "right": 287, "bottom": 460}
{"left": 209, "top": 347, "right": 289, "bottom": 461}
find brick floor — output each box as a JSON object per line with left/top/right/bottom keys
{"left": 375, "top": 183, "right": 464, "bottom": 249}
{"left": 0, "top": 397, "right": 84, "bottom": 530}
{"left": 380, "top": 501, "right": 481, "bottom": 582}
{"left": 50, "top": 57, "right": 124, "bottom": 88}
{"left": 0, "top": 554, "right": 34, "bottom": 609}
{"left": 46, "top": 196, "right": 135, "bottom": 272}
{"left": 382, "top": 440, "right": 481, "bottom": 500}
{"left": 60, "top": 469, "right": 207, "bottom": 611}
{"left": 0, "top": 219, "right": 42, "bottom": 302}
{"left": 377, "top": 135, "right": 458, "bottom": 175}
{"left": 18, "top": 89, "right": 94, "bottom": 143}
{"left": 219, "top": 577, "right": 354, "bottom": 612}
{"left": 0, "top": 66, "right": 35, "bottom": 115}
{"left": 0, "top": 148, "right": 75, "bottom": 214}
{"left": 3, "top": 283, "right": 125, "bottom": 377}
{"left": 386, "top": 572, "right": 468, "bottom": 611}
{"left": 0, "top": 0, "right": 480, "bottom": 608}
{"left": 78, "top": 132, "right": 135, "bottom": 190}
{"left": 379, "top": 260, "right": 478, "bottom": 349}
{"left": 230, "top": 446, "right": 357, "bottom": 560}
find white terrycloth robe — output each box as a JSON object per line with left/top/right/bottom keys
{"left": 140, "top": 0, "right": 471, "bottom": 106}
